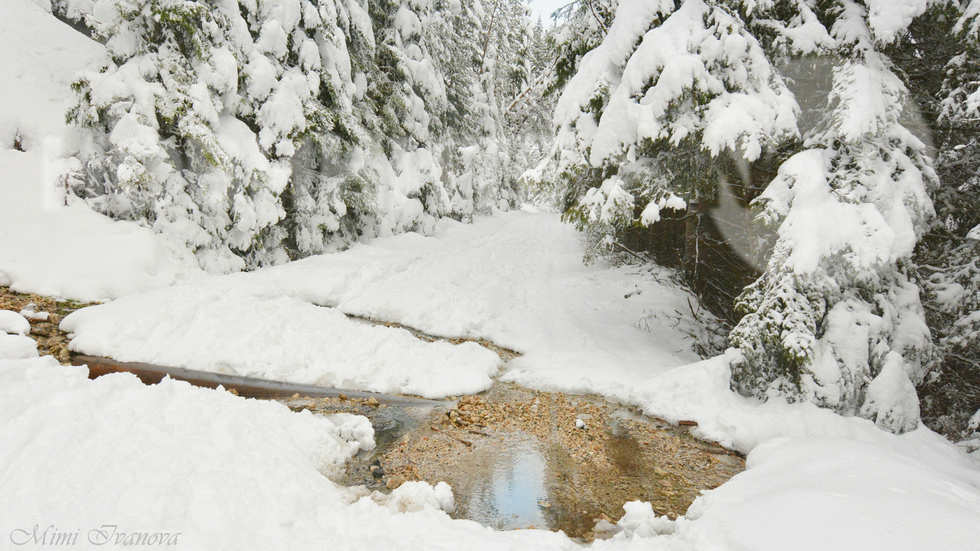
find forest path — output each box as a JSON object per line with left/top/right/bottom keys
{"left": 62, "top": 210, "right": 704, "bottom": 401}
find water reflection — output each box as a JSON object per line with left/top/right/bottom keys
{"left": 462, "top": 438, "right": 548, "bottom": 530}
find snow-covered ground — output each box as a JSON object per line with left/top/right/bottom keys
{"left": 61, "top": 210, "right": 702, "bottom": 399}
{"left": 62, "top": 283, "right": 503, "bottom": 398}
{"left": 4, "top": 334, "right": 980, "bottom": 550}
{"left": 2, "top": 2, "right": 980, "bottom": 550}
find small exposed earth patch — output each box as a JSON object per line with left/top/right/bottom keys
{"left": 1, "top": 287, "right": 93, "bottom": 362}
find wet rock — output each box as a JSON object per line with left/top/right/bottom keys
{"left": 386, "top": 475, "right": 406, "bottom": 490}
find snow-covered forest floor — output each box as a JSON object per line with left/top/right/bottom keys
{"left": 2, "top": 0, "right": 980, "bottom": 549}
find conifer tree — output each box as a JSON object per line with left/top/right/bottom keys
{"left": 905, "top": 0, "right": 980, "bottom": 436}
{"left": 550, "top": 0, "right": 940, "bottom": 432}
{"left": 60, "top": 0, "right": 543, "bottom": 268}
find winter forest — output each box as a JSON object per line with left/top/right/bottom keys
{"left": 2, "top": 0, "right": 980, "bottom": 549}
{"left": 51, "top": 0, "right": 980, "bottom": 436}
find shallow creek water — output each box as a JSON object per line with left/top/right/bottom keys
{"left": 284, "top": 382, "right": 744, "bottom": 540}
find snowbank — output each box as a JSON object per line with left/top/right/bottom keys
{"left": 62, "top": 285, "right": 502, "bottom": 398}
{"left": 675, "top": 436, "right": 980, "bottom": 551}
{"left": 0, "top": 356, "right": 366, "bottom": 549}
{"left": 0, "top": 0, "right": 191, "bottom": 301}
{"left": 3, "top": 353, "right": 979, "bottom": 550}
{"left": 0, "top": 356, "right": 578, "bottom": 550}
{"left": 245, "top": 210, "right": 704, "bottom": 399}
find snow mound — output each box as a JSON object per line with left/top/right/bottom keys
{"left": 0, "top": 310, "right": 30, "bottom": 335}
{"left": 62, "top": 285, "right": 502, "bottom": 398}
{"left": 0, "top": 357, "right": 366, "bottom": 548}
{"left": 676, "top": 436, "right": 980, "bottom": 551}
{"left": 0, "top": 332, "right": 38, "bottom": 359}
{"left": 0, "top": 357, "right": 578, "bottom": 550}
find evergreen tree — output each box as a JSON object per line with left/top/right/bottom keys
{"left": 507, "top": 16, "right": 557, "bottom": 201}
{"left": 550, "top": 0, "right": 941, "bottom": 433}
{"left": 553, "top": 0, "right": 797, "bottom": 256}
{"left": 548, "top": 0, "right": 618, "bottom": 95}
{"left": 896, "top": 0, "right": 980, "bottom": 437}
{"left": 60, "top": 0, "right": 541, "bottom": 269}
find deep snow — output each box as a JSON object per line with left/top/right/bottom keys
{"left": 1, "top": 1, "right": 980, "bottom": 550}
{"left": 62, "top": 284, "right": 503, "bottom": 398}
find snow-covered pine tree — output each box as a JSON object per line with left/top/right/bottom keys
{"left": 352, "top": 0, "right": 458, "bottom": 236}
{"left": 416, "top": 0, "right": 483, "bottom": 217}
{"left": 66, "top": 0, "right": 379, "bottom": 270}
{"left": 932, "top": 0, "right": 980, "bottom": 365}
{"left": 551, "top": 0, "right": 940, "bottom": 433}
{"left": 729, "top": 0, "right": 938, "bottom": 434}
{"left": 255, "top": 0, "right": 378, "bottom": 256}
{"left": 454, "top": 0, "right": 531, "bottom": 214}
{"left": 553, "top": 0, "right": 798, "bottom": 256}
{"left": 906, "top": 0, "right": 980, "bottom": 437}
{"left": 506, "top": 16, "right": 556, "bottom": 198}
{"left": 548, "top": 0, "right": 618, "bottom": 96}
{"left": 62, "top": 0, "right": 541, "bottom": 269}
{"left": 414, "top": 0, "right": 500, "bottom": 218}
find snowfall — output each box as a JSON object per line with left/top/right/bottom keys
{"left": 2, "top": 0, "right": 980, "bottom": 549}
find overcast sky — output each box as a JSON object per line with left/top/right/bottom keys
{"left": 528, "top": 0, "right": 571, "bottom": 22}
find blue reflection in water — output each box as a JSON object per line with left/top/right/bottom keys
{"left": 467, "top": 439, "right": 548, "bottom": 530}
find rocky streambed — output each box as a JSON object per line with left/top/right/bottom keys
{"left": 0, "top": 287, "right": 92, "bottom": 362}
{"left": 284, "top": 382, "right": 744, "bottom": 541}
